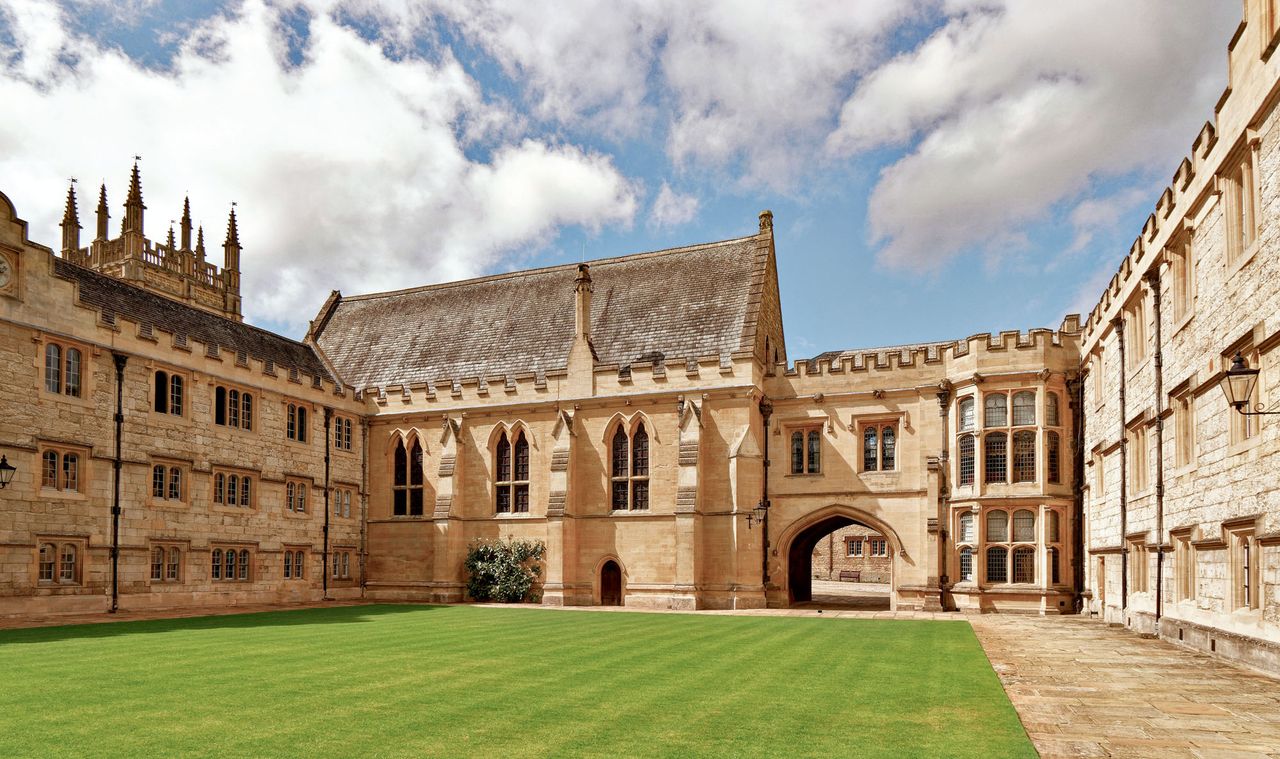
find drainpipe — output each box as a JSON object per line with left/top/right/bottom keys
{"left": 936, "top": 383, "right": 952, "bottom": 611}
{"left": 1067, "top": 377, "right": 1086, "bottom": 613}
{"left": 760, "top": 398, "right": 773, "bottom": 586}
{"left": 360, "top": 416, "right": 369, "bottom": 595}
{"left": 323, "top": 408, "right": 332, "bottom": 600}
{"left": 1111, "top": 316, "right": 1128, "bottom": 613}
{"left": 109, "top": 352, "right": 127, "bottom": 614}
{"left": 1146, "top": 271, "right": 1165, "bottom": 626}
{"left": 828, "top": 533, "right": 833, "bottom": 579}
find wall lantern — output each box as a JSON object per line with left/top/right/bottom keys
{"left": 746, "top": 499, "right": 770, "bottom": 528}
{"left": 0, "top": 455, "right": 15, "bottom": 489}
{"left": 1220, "top": 352, "right": 1278, "bottom": 416}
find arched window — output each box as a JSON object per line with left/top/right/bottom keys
{"left": 1012, "top": 391, "right": 1036, "bottom": 426}
{"left": 494, "top": 431, "right": 530, "bottom": 513}
{"left": 59, "top": 544, "right": 77, "bottom": 582}
{"left": 168, "top": 467, "right": 182, "bottom": 500}
{"left": 958, "top": 434, "right": 975, "bottom": 486}
{"left": 1012, "top": 509, "right": 1036, "bottom": 542}
{"left": 155, "top": 371, "right": 169, "bottom": 413}
{"left": 790, "top": 431, "right": 803, "bottom": 474}
{"left": 64, "top": 348, "right": 81, "bottom": 397}
{"left": 228, "top": 389, "right": 240, "bottom": 428}
{"left": 227, "top": 475, "right": 238, "bottom": 507}
{"left": 211, "top": 548, "right": 223, "bottom": 580}
{"left": 152, "top": 464, "right": 166, "bottom": 498}
{"left": 984, "top": 433, "right": 1007, "bottom": 483}
{"left": 958, "top": 397, "right": 975, "bottom": 431}
{"left": 631, "top": 424, "right": 649, "bottom": 510}
{"left": 42, "top": 450, "right": 57, "bottom": 488}
{"left": 984, "top": 394, "right": 1007, "bottom": 427}
{"left": 392, "top": 438, "right": 424, "bottom": 516}
{"left": 151, "top": 547, "right": 165, "bottom": 581}
{"left": 238, "top": 549, "right": 250, "bottom": 580}
{"left": 1048, "top": 511, "right": 1060, "bottom": 543}
{"left": 214, "top": 472, "right": 225, "bottom": 504}
{"left": 1012, "top": 430, "right": 1036, "bottom": 483}
{"left": 44, "top": 344, "right": 61, "bottom": 393}
{"left": 611, "top": 426, "right": 629, "bottom": 511}
{"left": 293, "top": 550, "right": 303, "bottom": 579}
{"left": 1046, "top": 393, "right": 1059, "bottom": 427}
{"left": 863, "top": 426, "right": 878, "bottom": 472}
{"left": 959, "top": 547, "right": 974, "bottom": 582}
{"left": 61, "top": 453, "right": 78, "bottom": 491}
{"left": 287, "top": 403, "right": 307, "bottom": 442}
{"left": 986, "top": 546, "right": 1008, "bottom": 583}
{"left": 284, "top": 550, "right": 293, "bottom": 579}
{"left": 958, "top": 512, "right": 975, "bottom": 543}
{"left": 341, "top": 552, "right": 350, "bottom": 578}
{"left": 170, "top": 375, "right": 183, "bottom": 416}
{"left": 1048, "top": 547, "right": 1060, "bottom": 584}
{"left": 1012, "top": 546, "right": 1035, "bottom": 583}
{"left": 241, "top": 393, "right": 253, "bottom": 430}
{"left": 880, "top": 426, "right": 895, "bottom": 470}
{"left": 287, "top": 482, "right": 296, "bottom": 511}
{"left": 985, "top": 510, "right": 1008, "bottom": 542}
{"left": 166, "top": 548, "right": 180, "bottom": 581}
{"left": 1047, "top": 431, "right": 1061, "bottom": 484}
{"left": 38, "top": 543, "right": 55, "bottom": 582}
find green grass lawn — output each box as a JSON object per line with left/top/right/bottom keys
{"left": 0, "top": 605, "right": 1033, "bottom": 758}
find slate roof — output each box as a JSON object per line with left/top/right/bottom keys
{"left": 314, "top": 235, "right": 766, "bottom": 390}
{"left": 54, "top": 258, "right": 332, "bottom": 381}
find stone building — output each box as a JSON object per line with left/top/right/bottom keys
{"left": 811, "top": 524, "right": 892, "bottom": 584}
{"left": 1080, "top": 0, "right": 1280, "bottom": 672}
{"left": 0, "top": 0, "right": 1275, "bottom": 677}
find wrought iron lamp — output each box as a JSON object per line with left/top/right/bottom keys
{"left": 746, "top": 499, "right": 769, "bottom": 528}
{"left": 0, "top": 455, "right": 15, "bottom": 489}
{"left": 1220, "top": 351, "right": 1279, "bottom": 416}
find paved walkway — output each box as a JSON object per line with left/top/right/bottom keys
{"left": 971, "top": 615, "right": 1280, "bottom": 758}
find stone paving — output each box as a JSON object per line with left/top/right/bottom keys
{"left": 970, "top": 615, "right": 1280, "bottom": 759}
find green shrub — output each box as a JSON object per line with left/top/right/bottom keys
{"left": 464, "top": 538, "right": 547, "bottom": 603}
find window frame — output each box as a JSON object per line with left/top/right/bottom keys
{"left": 857, "top": 419, "right": 900, "bottom": 474}
{"left": 494, "top": 429, "right": 532, "bottom": 514}
{"left": 211, "top": 546, "right": 254, "bottom": 583}
{"left": 333, "top": 416, "right": 355, "bottom": 452}
{"left": 38, "top": 444, "right": 87, "bottom": 496}
{"left": 285, "top": 401, "right": 309, "bottom": 443}
{"left": 610, "top": 421, "right": 651, "bottom": 511}
{"left": 36, "top": 538, "right": 84, "bottom": 586}
{"left": 152, "top": 368, "right": 187, "bottom": 417}
{"left": 213, "top": 384, "right": 254, "bottom": 431}
{"left": 211, "top": 467, "right": 256, "bottom": 510}
{"left": 40, "top": 339, "right": 88, "bottom": 401}
{"left": 285, "top": 478, "right": 311, "bottom": 515}
{"left": 149, "top": 461, "right": 188, "bottom": 504}
{"left": 391, "top": 437, "right": 426, "bottom": 517}
{"left": 787, "top": 424, "right": 824, "bottom": 475}
{"left": 148, "top": 542, "right": 184, "bottom": 584}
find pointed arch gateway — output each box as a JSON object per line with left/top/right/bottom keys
{"left": 777, "top": 504, "right": 904, "bottom": 608}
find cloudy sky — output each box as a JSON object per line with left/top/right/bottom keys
{"left": 0, "top": 0, "right": 1240, "bottom": 357}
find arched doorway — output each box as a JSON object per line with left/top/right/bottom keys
{"left": 784, "top": 509, "right": 895, "bottom": 609}
{"left": 600, "top": 560, "right": 622, "bottom": 606}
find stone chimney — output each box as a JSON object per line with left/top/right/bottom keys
{"left": 574, "top": 263, "right": 592, "bottom": 340}
{"left": 567, "top": 262, "right": 596, "bottom": 397}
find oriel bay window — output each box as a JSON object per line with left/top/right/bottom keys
{"left": 392, "top": 437, "right": 424, "bottom": 516}
{"left": 1011, "top": 430, "right": 1036, "bottom": 483}
{"left": 495, "top": 430, "right": 530, "bottom": 514}
{"left": 611, "top": 422, "right": 649, "bottom": 510}
{"left": 790, "top": 427, "right": 821, "bottom": 474}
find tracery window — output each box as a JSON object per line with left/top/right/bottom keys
{"left": 790, "top": 427, "right": 822, "bottom": 474}
{"left": 43, "top": 342, "right": 83, "bottom": 398}
{"left": 611, "top": 422, "right": 650, "bottom": 510}
{"left": 392, "top": 438, "right": 424, "bottom": 517}
{"left": 495, "top": 430, "right": 530, "bottom": 514}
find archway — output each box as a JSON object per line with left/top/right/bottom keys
{"left": 782, "top": 507, "right": 898, "bottom": 609}
{"left": 600, "top": 560, "right": 622, "bottom": 606}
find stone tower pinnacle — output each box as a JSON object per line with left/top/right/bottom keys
{"left": 60, "top": 182, "right": 81, "bottom": 255}
{"left": 196, "top": 225, "right": 206, "bottom": 261}
{"left": 180, "top": 196, "right": 192, "bottom": 251}
{"left": 122, "top": 160, "right": 145, "bottom": 235}
{"left": 95, "top": 183, "right": 109, "bottom": 242}
{"left": 223, "top": 206, "right": 240, "bottom": 271}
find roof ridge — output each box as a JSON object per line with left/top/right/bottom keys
{"left": 341, "top": 234, "right": 760, "bottom": 302}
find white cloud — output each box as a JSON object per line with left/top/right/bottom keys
{"left": 828, "top": 0, "right": 1239, "bottom": 270}
{"left": 648, "top": 182, "right": 699, "bottom": 229}
{"left": 0, "top": 0, "right": 638, "bottom": 332}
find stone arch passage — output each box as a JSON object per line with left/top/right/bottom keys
{"left": 600, "top": 560, "right": 622, "bottom": 606}
{"left": 785, "top": 511, "right": 895, "bottom": 608}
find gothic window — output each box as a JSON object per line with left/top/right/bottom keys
{"left": 42, "top": 342, "right": 83, "bottom": 398}
{"left": 495, "top": 431, "right": 530, "bottom": 514}
{"left": 1012, "top": 509, "right": 1036, "bottom": 542}
{"left": 611, "top": 422, "right": 650, "bottom": 511}
{"left": 957, "top": 397, "right": 975, "bottom": 431}
{"left": 1046, "top": 431, "right": 1061, "bottom": 484}
{"left": 1011, "top": 430, "right": 1036, "bottom": 483}
{"left": 392, "top": 438, "right": 424, "bottom": 516}
{"left": 1012, "top": 391, "right": 1036, "bottom": 426}
{"left": 863, "top": 426, "right": 877, "bottom": 472}
{"left": 957, "top": 434, "right": 975, "bottom": 486}
{"left": 287, "top": 403, "right": 308, "bottom": 442}
{"left": 984, "top": 394, "right": 1007, "bottom": 427}
{"left": 984, "top": 433, "right": 1007, "bottom": 483}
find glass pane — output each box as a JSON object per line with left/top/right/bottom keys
{"left": 514, "top": 433, "right": 530, "bottom": 480}
{"left": 986, "top": 547, "right": 1008, "bottom": 583}
{"left": 240, "top": 477, "right": 251, "bottom": 507}
{"left": 241, "top": 394, "right": 252, "bottom": 430}
{"left": 1013, "top": 548, "right": 1035, "bottom": 583}
{"left": 62, "top": 453, "right": 78, "bottom": 491}
{"left": 211, "top": 549, "right": 221, "bottom": 580}
{"left": 155, "top": 371, "right": 168, "bottom": 413}
{"left": 807, "top": 430, "right": 820, "bottom": 474}
{"left": 514, "top": 484, "right": 529, "bottom": 513}
{"left": 958, "top": 435, "right": 975, "bottom": 486}
{"left": 228, "top": 390, "right": 240, "bottom": 427}
{"left": 1046, "top": 393, "right": 1059, "bottom": 427}
{"left": 496, "top": 485, "right": 511, "bottom": 513}
{"left": 1012, "top": 431, "right": 1036, "bottom": 483}
{"left": 153, "top": 465, "right": 165, "bottom": 498}
{"left": 631, "top": 480, "right": 648, "bottom": 511}
{"left": 495, "top": 433, "right": 510, "bottom": 482}
{"left": 1012, "top": 391, "right": 1036, "bottom": 426}
{"left": 863, "top": 427, "right": 877, "bottom": 472}
{"left": 228, "top": 476, "right": 238, "bottom": 506}
{"left": 215, "top": 386, "right": 226, "bottom": 426}
{"left": 44, "top": 344, "right": 61, "bottom": 393}
{"left": 409, "top": 488, "right": 423, "bottom": 516}
{"left": 984, "top": 433, "right": 1007, "bottom": 483}
{"left": 986, "top": 511, "right": 1008, "bottom": 542}
{"left": 612, "top": 481, "right": 629, "bottom": 511}
{"left": 958, "top": 397, "right": 974, "bottom": 431}
{"left": 959, "top": 547, "right": 973, "bottom": 581}
{"left": 151, "top": 547, "right": 163, "bottom": 580}
{"left": 632, "top": 426, "right": 649, "bottom": 477}
{"left": 239, "top": 550, "right": 249, "bottom": 580}
{"left": 1047, "top": 432, "right": 1060, "bottom": 484}
{"left": 984, "top": 395, "right": 1007, "bottom": 427}
{"left": 43, "top": 451, "right": 58, "bottom": 488}
{"left": 612, "top": 428, "right": 629, "bottom": 478}
{"left": 64, "top": 348, "right": 81, "bottom": 397}
{"left": 410, "top": 442, "right": 423, "bottom": 485}
{"left": 791, "top": 431, "right": 803, "bottom": 475}
{"left": 1013, "top": 510, "right": 1036, "bottom": 542}
{"left": 214, "top": 473, "right": 224, "bottom": 504}
{"left": 169, "top": 467, "right": 181, "bottom": 500}
{"left": 958, "top": 512, "right": 974, "bottom": 543}
{"left": 881, "top": 426, "right": 895, "bottom": 470}
{"left": 167, "top": 548, "right": 179, "bottom": 581}
{"left": 171, "top": 375, "right": 183, "bottom": 416}
{"left": 394, "top": 441, "right": 407, "bottom": 486}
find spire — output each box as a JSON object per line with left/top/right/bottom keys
{"left": 122, "top": 158, "right": 145, "bottom": 235}
{"left": 95, "top": 183, "right": 110, "bottom": 241}
{"left": 60, "top": 182, "right": 81, "bottom": 254}
{"left": 166, "top": 222, "right": 176, "bottom": 251}
{"left": 195, "top": 225, "right": 206, "bottom": 260}
{"left": 223, "top": 205, "right": 240, "bottom": 272}
{"left": 180, "top": 196, "right": 192, "bottom": 251}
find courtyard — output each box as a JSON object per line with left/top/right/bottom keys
{"left": 0, "top": 605, "right": 1032, "bottom": 758}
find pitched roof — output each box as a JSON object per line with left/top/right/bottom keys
{"left": 53, "top": 258, "right": 332, "bottom": 382}
{"left": 314, "top": 234, "right": 769, "bottom": 390}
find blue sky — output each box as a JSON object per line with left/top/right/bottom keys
{"left": 0, "top": 0, "right": 1240, "bottom": 358}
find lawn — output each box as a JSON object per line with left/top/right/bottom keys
{"left": 0, "top": 605, "right": 1033, "bottom": 758}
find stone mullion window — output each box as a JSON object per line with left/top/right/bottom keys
{"left": 789, "top": 427, "right": 822, "bottom": 475}
{"left": 38, "top": 540, "right": 82, "bottom": 585}
{"left": 1011, "top": 431, "right": 1036, "bottom": 483}
{"left": 957, "top": 434, "right": 975, "bottom": 486}
{"left": 630, "top": 425, "right": 648, "bottom": 511}
{"left": 40, "top": 447, "right": 83, "bottom": 493}
{"left": 392, "top": 438, "right": 425, "bottom": 517}
{"left": 611, "top": 423, "right": 650, "bottom": 511}
{"left": 494, "top": 431, "right": 530, "bottom": 514}
{"left": 214, "top": 385, "right": 254, "bottom": 430}
{"left": 984, "top": 433, "right": 1007, "bottom": 483}
{"left": 43, "top": 342, "right": 84, "bottom": 398}
{"left": 286, "top": 403, "right": 309, "bottom": 442}
{"left": 333, "top": 417, "right": 354, "bottom": 451}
